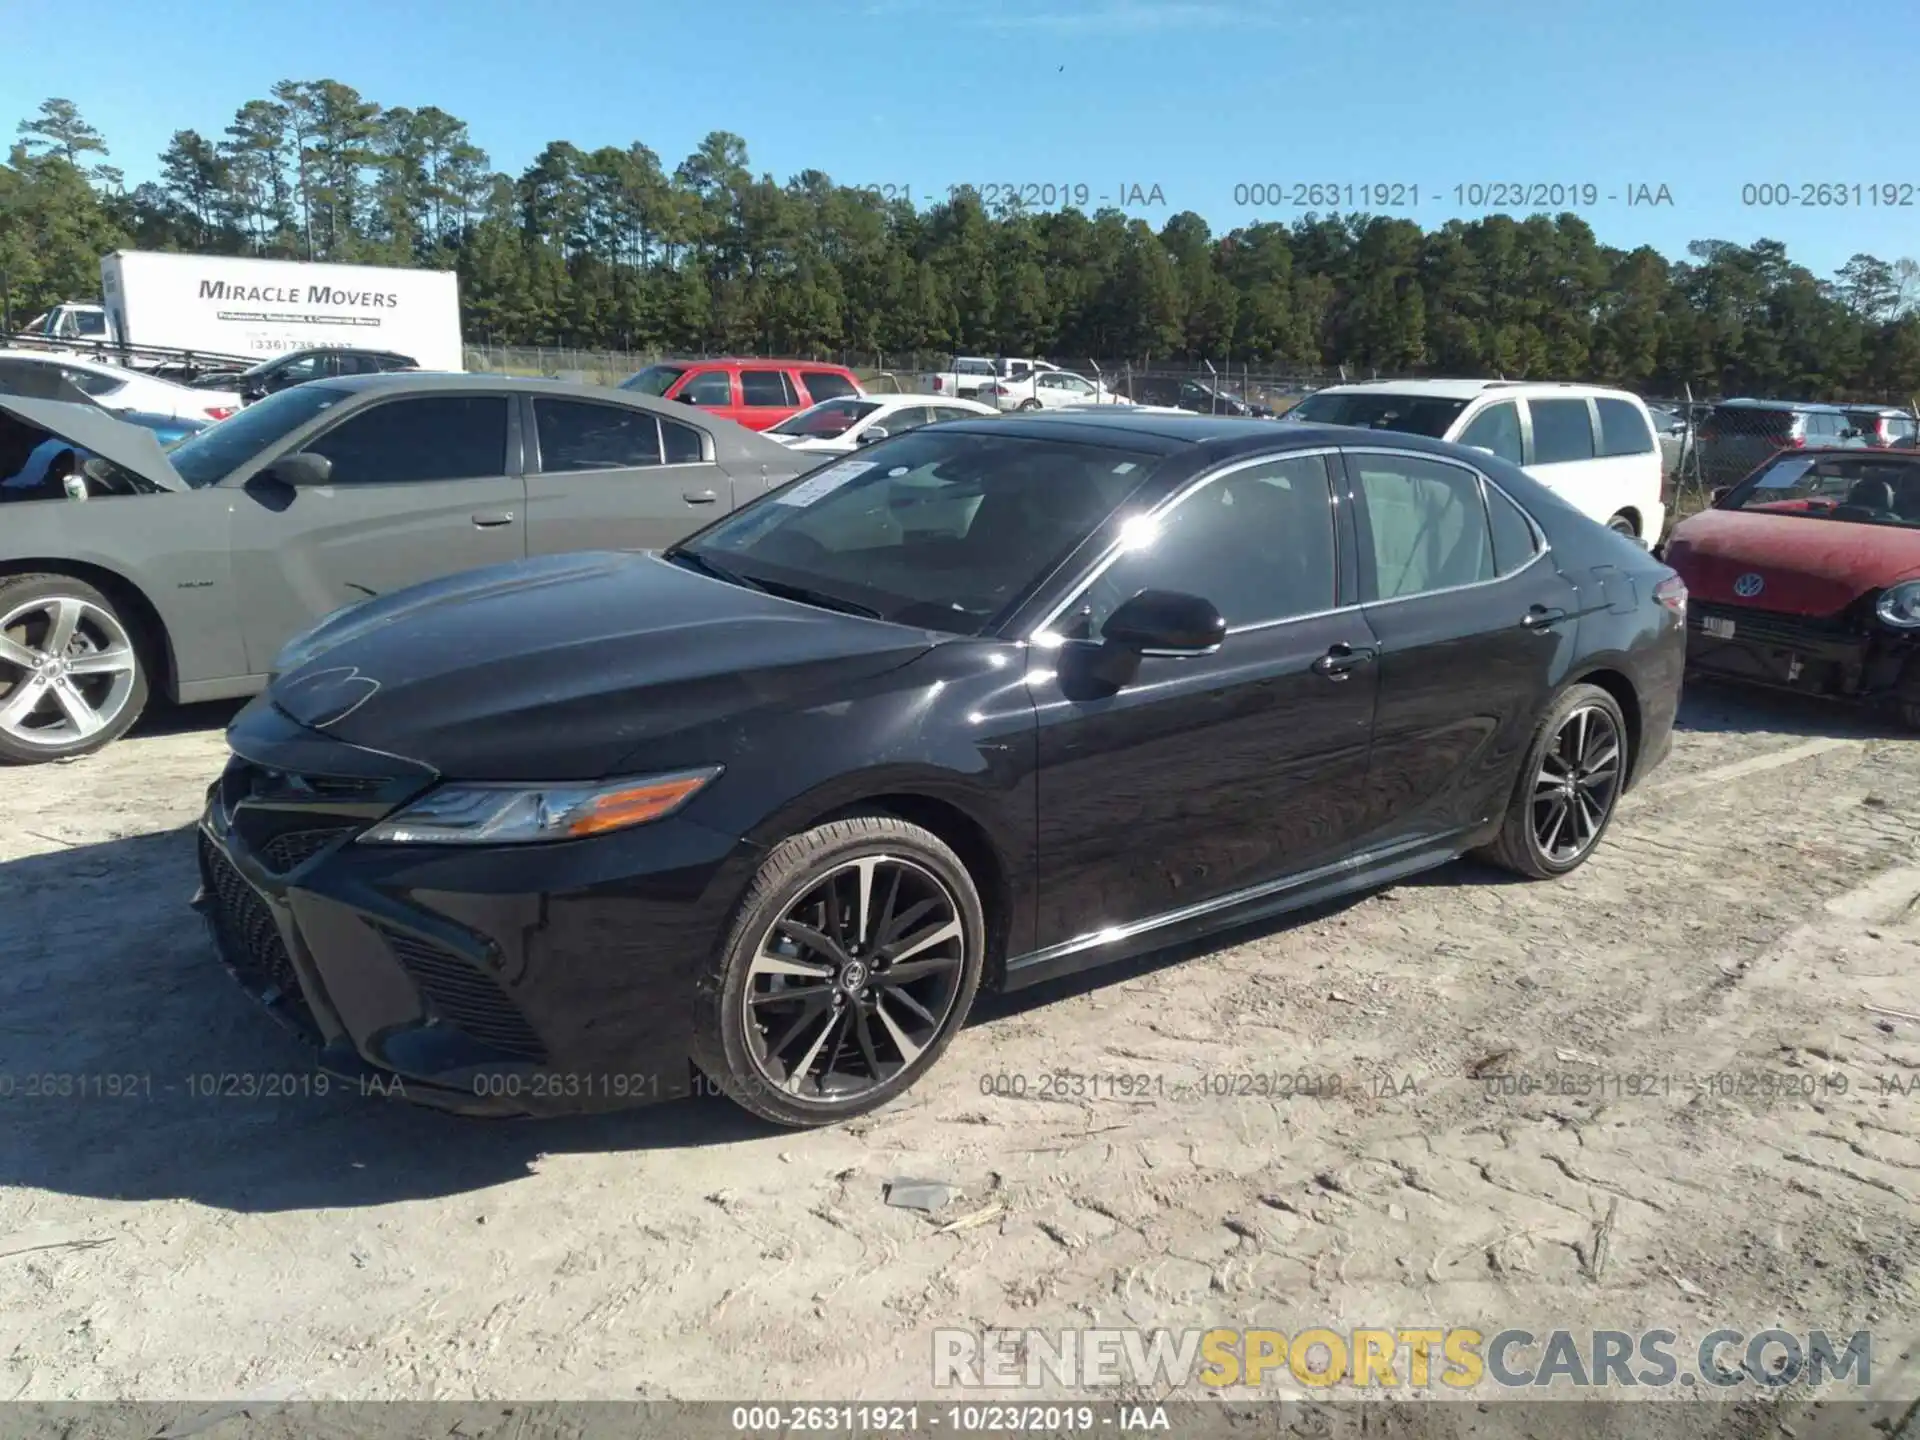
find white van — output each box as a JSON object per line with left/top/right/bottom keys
{"left": 1285, "top": 379, "right": 1667, "bottom": 547}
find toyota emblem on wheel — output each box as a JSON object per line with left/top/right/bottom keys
{"left": 1733, "top": 572, "right": 1765, "bottom": 598}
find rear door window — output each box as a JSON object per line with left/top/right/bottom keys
{"left": 1528, "top": 398, "right": 1597, "bottom": 464}
{"left": 741, "top": 370, "right": 793, "bottom": 407}
{"left": 1595, "top": 398, "right": 1655, "bottom": 457}
{"left": 534, "top": 398, "right": 663, "bottom": 471}
{"left": 1350, "top": 451, "right": 1497, "bottom": 599}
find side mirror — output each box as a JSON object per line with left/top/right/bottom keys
{"left": 268, "top": 453, "right": 333, "bottom": 487}
{"left": 1710, "top": 486, "right": 1731, "bottom": 506}
{"left": 857, "top": 426, "right": 890, "bottom": 446}
{"left": 676, "top": 393, "right": 701, "bottom": 405}
{"left": 243, "top": 386, "right": 267, "bottom": 403}
{"left": 1102, "top": 589, "right": 1226, "bottom": 656}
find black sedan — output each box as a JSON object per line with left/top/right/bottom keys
{"left": 196, "top": 412, "right": 1687, "bottom": 1128}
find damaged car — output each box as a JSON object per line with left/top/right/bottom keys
{"left": 1663, "top": 448, "right": 1920, "bottom": 725}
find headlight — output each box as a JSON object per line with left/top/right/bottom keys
{"left": 358, "top": 767, "right": 722, "bottom": 845}
{"left": 1876, "top": 581, "right": 1920, "bottom": 629}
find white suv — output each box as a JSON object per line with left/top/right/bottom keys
{"left": 1286, "top": 379, "right": 1667, "bottom": 546}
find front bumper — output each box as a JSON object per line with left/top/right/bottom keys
{"left": 192, "top": 700, "right": 762, "bottom": 1118}
{"left": 1685, "top": 601, "right": 1917, "bottom": 705}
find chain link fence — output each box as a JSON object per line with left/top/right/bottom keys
{"left": 1651, "top": 396, "right": 1920, "bottom": 521}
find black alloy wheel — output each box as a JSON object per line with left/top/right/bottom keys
{"left": 1481, "top": 682, "right": 1628, "bottom": 878}
{"left": 693, "top": 815, "right": 985, "bottom": 1127}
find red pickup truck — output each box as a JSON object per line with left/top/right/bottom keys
{"left": 617, "top": 358, "right": 865, "bottom": 431}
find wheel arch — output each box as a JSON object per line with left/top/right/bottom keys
{"left": 0, "top": 557, "right": 177, "bottom": 700}
{"left": 748, "top": 779, "right": 1020, "bottom": 993}
{"left": 1564, "top": 664, "right": 1642, "bottom": 783}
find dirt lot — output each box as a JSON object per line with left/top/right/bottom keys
{"left": 2, "top": 685, "right": 1919, "bottom": 1426}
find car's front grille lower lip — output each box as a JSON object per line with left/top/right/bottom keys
{"left": 198, "top": 830, "right": 320, "bottom": 1041}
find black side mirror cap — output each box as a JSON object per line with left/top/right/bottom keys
{"left": 1102, "top": 589, "right": 1226, "bottom": 656}
{"left": 269, "top": 453, "right": 333, "bottom": 487}
{"left": 1710, "top": 486, "right": 1731, "bottom": 506}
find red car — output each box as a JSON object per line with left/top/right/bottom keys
{"left": 616, "top": 358, "right": 864, "bottom": 431}
{"left": 1663, "top": 447, "right": 1920, "bottom": 726}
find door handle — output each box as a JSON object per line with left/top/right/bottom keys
{"left": 1522, "top": 604, "right": 1568, "bottom": 630}
{"left": 683, "top": 489, "right": 719, "bottom": 505}
{"left": 471, "top": 511, "right": 515, "bottom": 528}
{"left": 1312, "top": 642, "right": 1376, "bottom": 680}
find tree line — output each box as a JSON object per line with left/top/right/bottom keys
{"left": 4, "top": 89, "right": 1919, "bottom": 399}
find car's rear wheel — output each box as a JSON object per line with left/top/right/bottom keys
{"left": 0, "top": 573, "right": 149, "bottom": 765}
{"left": 1018, "top": 399, "right": 1042, "bottom": 412}
{"left": 692, "top": 814, "right": 985, "bottom": 1128}
{"left": 1479, "top": 683, "right": 1628, "bottom": 879}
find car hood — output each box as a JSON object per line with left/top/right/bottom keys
{"left": 268, "top": 551, "right": 942, "bottom": 781}
{"left": 0, "top": 394, "right": 185, "bottom": 492}
{"left": 1665, "top": 507, "right": 1920, "bottom": 614}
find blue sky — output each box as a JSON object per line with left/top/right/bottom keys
{"left": 9, "top": 0, "right": 1917, "bottom": 280}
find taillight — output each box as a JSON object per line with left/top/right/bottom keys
{"left": 204, "top": 406, "right": 236, "bottom": 420}
{"left": 932, "top": 376, "right": 946, "bottom": 392}
{"left": 1654, "top": 575, "right": 1687, "bottom": 619}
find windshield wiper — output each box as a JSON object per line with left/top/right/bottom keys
{"left": 744, "top": 575, "right": 881, "bottom": 619}
{"left": 667, "top": 549, "right": 880, "bottom": 617}
{"left": 666, "top": 549, "right": 763, "bottom": 591}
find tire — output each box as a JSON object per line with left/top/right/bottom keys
{"left": 1017, "top": 399, "right": 1042, "bottom": 412}
{"left": 1606, "top": 512, "right": 1638, "bottom": 538}
{"left": 1897, "top": 701, "right": 1920, "bottom": 733}
{"left": 0, "top": 572, "right": 149, "bottom": 765}
{"left": 1478, "top": 682, "right": 1629, "bottom": 880}
{"left": 690, "top": 814, "right": 986, "bottom": 1128}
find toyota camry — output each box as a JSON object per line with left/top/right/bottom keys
{"left": 196, "top": 412, "right": 1686, "bottom": 1128}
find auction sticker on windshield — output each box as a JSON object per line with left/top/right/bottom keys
{"left": 776, "top": 460, "right": 877, "bottom": 507}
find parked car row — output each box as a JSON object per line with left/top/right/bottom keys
{"left": 21, "top": 339, "right": 1918, "bottom": 1133}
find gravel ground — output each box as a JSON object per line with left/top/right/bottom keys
{"left": 2, "top": 683, "right": 1918, "bottom": 1432}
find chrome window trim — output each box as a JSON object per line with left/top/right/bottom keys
{"left": 1028, "top": 443, "right": 1558, "bottom": 645}
{"left": 1027, "top": 446, "right": 1345, "bottom": 642}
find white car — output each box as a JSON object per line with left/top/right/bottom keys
{"left": 980, "top": 370, "right": 1132, "bottom": 412}
{"left": 766, "top": 393, "right": 999, "bottom": 455}
{"left": 0, "top": 349, "right": 243, "bottom": 423}
{"left": 1285, "top": 379, "right": 1667, "bottom": 546}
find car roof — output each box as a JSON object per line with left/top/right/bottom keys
{"left": 1308, "top": 377, "right": 1643, "bottom": 402}
{"left": 937, "top": 408, "right": 1431, "bottom": 459}
{"left": 1712, "top": 397, "right": 1850, "bottom": 412}
{"left": 638, "top": 356, "right": 860, "bottom": 372}
{"left": 308, "top": 372, "right": 781, "bottom": 438}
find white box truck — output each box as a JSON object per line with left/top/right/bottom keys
{"left": 22, "top": 252, "right": 463, "bottom": 372}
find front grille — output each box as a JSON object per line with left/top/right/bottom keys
{"left": 376, "top": 925, "right": 548, "bottom": 1062}
{"left": 1691, "top": 602, "right": 1855, "bottom": 651}
{"left": 258, "top": 826, "right": 356, "bottom": 874}
{"left": 199, "top": 832, "right": 316, "bottom": 1035}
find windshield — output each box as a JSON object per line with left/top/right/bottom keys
{"left": 1285, "top": 391, "right": 1470, "bottom": 438}
{"left": 1725, "top": 453, "right": 1920, "bottom": 527}
{"left": 165, "top": 384, "right": 349, "bottom": 487}
{"left": 618, "top": 364, "right": 686, "bottom": 397}
{"left": 669, "top": 429, "right": 1162, "bottom": 635}
{"left": 771, "top": 398, "right": 881, "bottom": 438}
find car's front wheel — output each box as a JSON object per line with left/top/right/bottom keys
{"left": 1018, "top": 399, "right": 1042, "bottom": 412}
{"left": 692, "top": 814, "right": 986, "bottom": 1128}
{"left": 1479, "top": 682, "right": 1628, "bottom": 879}
{"left": 1606, "top": 512, "right": 1639, "bottom": 538}
{"left": 0, "top": 572, "right": 149, "bottom": 765}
